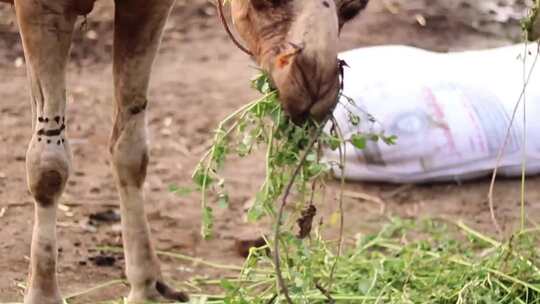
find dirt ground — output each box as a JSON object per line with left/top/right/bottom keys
{"left": 1, "top": 0, "right": 539, "bottom": 302}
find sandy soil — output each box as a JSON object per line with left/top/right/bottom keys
{"left": 0, "top": 0, "right": 539, "bottom": 302}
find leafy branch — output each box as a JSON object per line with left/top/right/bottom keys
{"left": 192, "top": 72, "right": 395, "bottom": 302}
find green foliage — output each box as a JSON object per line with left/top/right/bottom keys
{"left": 522, "top": 0, "right": 540, "bottom": 41}
{"left": 350, "top": 133, "right": 367, "bottom": 149}
{"left": 188, "top": 220, "right": 540, "bottom": 304}
{"left": 183, "top": 68, "right": 540, "bottom": 304}
{"left": 193, "top": 73, "right": 391, "bottom": 239}
{"left": 190, "top": 72, "right": 396, "bottom": 301}
{"left": 67, "top": 220, "right": 540, "bottom": 304}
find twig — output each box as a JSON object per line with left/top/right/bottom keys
{"left": 381, "top": 0, "right": 399, "bottom": 14}
{"left": 328, "top": 116, "right": 346, "bottom": 290}
{"left": 455, "top": 221, "right": 540, "bottom": 276}
{"left": 265, "top": 294, "right": 278, "bottom": 304}
{"left": 194, "top": 92, "right": 275, "bottom": 175}
{"left": 98, "top": 246, "right": 250, "bottom": 272}
{"left": 157, "top": 250, "right": 248, "bottom": 272}
{"left": 315, "top": 282, "right": 336, "bottom": 304}
{"left": 487, "top": 268, "right": 540, "bottom": 293}
{"left": 520, "top": 41, "right": 529, "bottom": 233}
{"left": 382, "top": 184, "right": 414, "bottom": 200}
{"left": 526, "top": 214, "right": 540, "bottom": 229}
{"left": 195, "top": 92, "right": 276, "bottom": 238}
{"left": 5, "top": 202, "right": 32, "bottom": 207}
{"left": 487, "top": 42, "right": 540, "bottom": 237}
{"left": 491, "top": 278, "right": 527, "bottom": 304}
{"left": 274, "top": 122, "right": 327, "bottom": 304}
{"left": 343, "top": 191, "right": 387, "bottom": 215}
{"left": 64, "top": 279, "right": 126, "bottom": 300}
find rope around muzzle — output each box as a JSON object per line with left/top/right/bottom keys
{"left": 216, "top": 0, "right": 254, "bottom": 56}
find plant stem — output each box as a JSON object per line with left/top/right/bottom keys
{"left": 97, "top": 246, "right": 252, "bottom": 272}
{"left": 456, "top": 221, "right": 540, "bottom": 276}
{"left": 520, "top": 41, "right": 531, "bottom": 233}
{"left": 196, "top": 92, "right": 277, "bottom": 237}
{"left": 328, "top": 116, "right": 346, "bottom": 291}
{"left": 487, "top": 42, "right": 540, "bottom": 237}
{"left": 64, "top": 280, "right": 126, "bottom": 300}
{"left": 274, "top": 122, "right": 326, "bottom": 304}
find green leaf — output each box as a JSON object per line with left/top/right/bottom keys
{"left": 307, "top": 163, "right": 324, "bottom": 178}
{"left": 349, "top": 113, "right": 361, "bottom": 126}
{"left": 306, "top": 153, "right": 318, "bottom": 162}
{"left": 193, "top": 168, "right": 213, "bottom": 189}
{"left": 247, "top": 204, "right": 265, "bottom": 222}
{"left": 247, "top": 193, "right": 266, "bottom": 222}
{"left": 326, "top": 135, "right": 342, "bottom": 151}
{"left": 350, "top": 134, "right": 367, "bottom": 150}
{"left": 212, "top": 143, "right": 228, "bottom": 169}
{"left": 251, "top": 73, "right": 272, "bottom": 94}
{"left": 382, "top": 135, "right": 398, "bottom": 145}
{"left": 202, "top": 207, "right": 214, "bottom": 239}
{"left": 220, "top": 279, "right": 236, "bottom": 292}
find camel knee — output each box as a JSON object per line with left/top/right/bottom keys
{"left": 109, "top": 104, "right": 149, "bottom": 189}
{"left": 112, "top": 146, "right": 149, "bottom": 189}
{"left": 29, "top": 170, "right": 65, "bottom": 208}
{"left": 26, "top": 139, "right": 71, "bottom": 208}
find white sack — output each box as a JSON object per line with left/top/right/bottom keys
{"left": 326, "top": 43, "right": 540, "bottom": 183}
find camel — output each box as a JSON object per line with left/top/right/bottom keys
{"left": 0, "top": 0, "right": 368, "bottom": 303}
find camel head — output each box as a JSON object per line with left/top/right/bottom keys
{"left": 230, "top": 0, "right": 368, "bottom": 122}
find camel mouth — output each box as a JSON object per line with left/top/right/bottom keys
{"left": 266, "top": 42, "right": 341, "bottom": 123}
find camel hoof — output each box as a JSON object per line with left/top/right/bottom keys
{"left": 127, "top": 280, "right": 189, "bottom": 303}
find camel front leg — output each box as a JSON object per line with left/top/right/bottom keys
{"left": 110, "top": 0, "right": 188, "bottom": 302}
{"left": 14, "top": 0, "right": 77, "bottom": 303}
